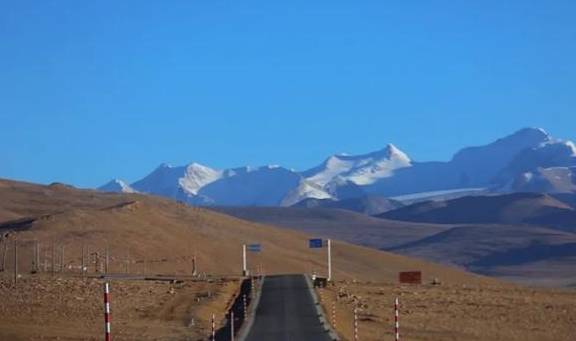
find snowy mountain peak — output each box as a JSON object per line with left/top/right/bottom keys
{"left": 561, "top": 141, "right": 576, "bottom": 156}
{"left": 280, "top": 180, "right": 332, "bottom": 207}
{"left": 99, "top": 127, "right": 573, "bottom": 207}
{"left": 98, "top": 179, "right": 137, "bottom": 193}
{"left": 304, "top": 144, "right": 412, "bottom": 187}
{"left": 508, "top": 127, "right": 551, "bottom": 145}
{"left": 179, "top": 163, "right": 223, "bottom": 195}
{"left": 383, "top": 143, "right": 411, "bottom": 162}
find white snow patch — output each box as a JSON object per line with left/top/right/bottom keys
{"left": 178, "top": 163, "right": 223, "bottom": 195}
{"left": 281, "top": 181, "right": 333, "bottom": 206}
{"left": 391, "top": 188, "right": 486, "bottom": 202}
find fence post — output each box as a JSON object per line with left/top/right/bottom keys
{"left": 13, "top": 240, "right": 18, "bottom": 285}
{"left": 32, "top": 240, "right": 38, "bottom": 273}
{"left": 81, "top": 245, "right": 85, "bottom": 277}
{"left": 395, "top": 297, "right": 400, "bottom": 341}
{"left": 60, "top": 245, "right": 65, "bottom": 272}
{"left": 192, "top": 252, "right": 197, "bottom": 276}
{"left": 126, "top": 249, "right": 130, "bottom": 274}
{"left": 243, "top": 294, "right": 247, "bottom": 318}
{"left": 36, "top": 241, "right": 41, "bottom": 273}
{"left": 104, "top": 282, "right": 111, "bottom": 341}
{"left": 211, "top": 313, "right": 216, "bottom": 341}
{"left": 104, "top": 247, "right": 109, "bottom": 274}
{"left": 1, "top": 239, "right": 7, "bottom": 272}
{"left": 332, "top": 299, "right": 337, "bottom": 329}
{"left": 51, "top": 241, "right": 55, "bottom": 276}
{"left": 353, "top": 306, "right": 358, "bottom": 341}
{"left": 43, "top": 246, "right": 48, "bottom": 272}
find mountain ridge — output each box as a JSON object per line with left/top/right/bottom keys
{"left": 99, "top": 128, "right": 576, "bottom": 206}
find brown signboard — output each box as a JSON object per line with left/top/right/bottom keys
{"left": 399, "top": 271, "right": 422, "bottom": 284}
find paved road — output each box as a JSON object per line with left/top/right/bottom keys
{"left": 244, "top": 274, "right": 332, "bottom": 341}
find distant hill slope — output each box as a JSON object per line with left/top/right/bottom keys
{"left": 379, "top": 192, "right": 576, "bottom": 231}
{"left": 211, "top": 206, "right": 449, "bottom": 249}
{"left": 291, "top": 195, "right": 403, "bottom": 215}
{"left": 215, "top": 205, "right": 576, "bottom": 286}
{"left": 551, "top": 193, "right": 576, "bottom": 209}
{"left": 0, "top": 178, "right": 489, "bottom": 284}
{"left": 389, "top": 224, "right": 576, "bottom": 287}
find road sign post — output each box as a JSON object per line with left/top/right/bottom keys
{"left": 242, "top": 243, "right": 261, "bottom": 277}
{"left": 242, "top": 244, "right": 247, "bottom": 276}
{"left": 309, "top": 238, "right": 332, "bottom": 281}
{"left": 327, "top": 239, "right": 332, "bottom": 281}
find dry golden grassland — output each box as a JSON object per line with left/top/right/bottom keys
{"left": 318, "top": 280, "right": 576, "bottom": 341}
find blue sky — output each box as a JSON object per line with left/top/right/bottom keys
{"left": 1, "top": 1, "right": 575, "bottom": 188}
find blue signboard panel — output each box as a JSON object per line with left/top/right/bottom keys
{"left": 309, "top": 238, "right": 323, "bottom": 248}
{"left": 247, "top": 244, "right": 261, "bottom": 252}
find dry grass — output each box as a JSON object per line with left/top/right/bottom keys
{"left": 318, "top": 280, "right": 576, "bottom": 341}
{"left": 0, "top": 274, "right": 239, "bottom": 340}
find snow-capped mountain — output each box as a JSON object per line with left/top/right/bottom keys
{"left": 197, "top": 165, "right": 305, "bottom": 206}
{"left": 131, "top": 162, "right": 223, "bottom": 198}
{"left": 280, "top": 180, "right": 332, "bottom": 207}
{"left": 494, "top": 138, "right": 576, "bottom": 192}
{"left": 98, "top": 179, "right": 137, "bottom": 193}
{"left": 449, "top": 127, "right": 552, "bottom": 185}
{"left": 98, "top": 127, "right": 576, "bottom": 207}
{"left": 366, "top": 127, "right": 555, "bottom": 196}
{"left": 302, "top": 144, "right": 412, "bottom": 187}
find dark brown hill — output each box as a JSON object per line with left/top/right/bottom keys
{"left": 211, "top": 206, "right": 448, "bottom": 249}
{"left": 379, "top": 192, "right": 576, "bottom": 231}
{"left": 291, "top": 195, "right": 403, "bottom": 215}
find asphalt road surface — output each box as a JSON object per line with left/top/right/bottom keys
{"left": 244, "top": 274, "right": 332, "bottom": 341}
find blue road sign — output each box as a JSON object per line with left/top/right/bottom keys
{"left": 247, "top": 244, "right": 261, "bottom": 252}
{"left": 309, "top": 238, "right": 323, "bottom": 248}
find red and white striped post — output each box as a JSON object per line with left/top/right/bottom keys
{"left": 331, "top": 299, "right": 337, "bottom": 329}
{"left": 243, "top": 294, "right": 247, "bottom": 318}
{"left": 353, "top": 306, "right": 358, "bottom": 341}
{"left": 394, "top": 297, "right": 400, "bottom": 341}
{"left": 103, "top": 282, "right": 111, "bottom": 341}
{"left": 211, "top": 313, "right": 216, "bottom": 341}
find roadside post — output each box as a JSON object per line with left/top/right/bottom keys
{"left": 353, "top": 306, "right": 358, "bottom": 341}
{"left": 211, "top": 313, "right": 216, "bottom": 341}
{"left": 395, "top": 297, "right": 400, "bottom": 341}
{"left": 13, "top": 240, "right": 18, "bottom": 285}
{"left": 104, "top": 282, "right": 111, "bottom": 341}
